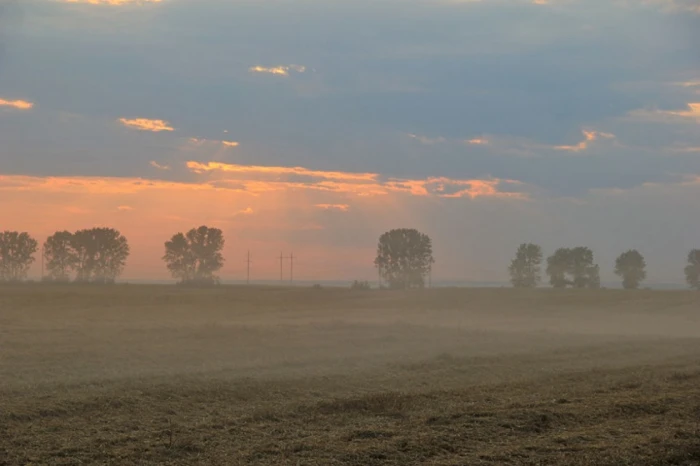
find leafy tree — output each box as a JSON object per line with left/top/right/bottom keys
{"left": 71, "top": 228, "right": 130, "bottom": 283}
{"left": 43, "top": 231, "right": 77, "bottom": 282}
{"left": 508, "top": 243, "right": 542, "bottom": 288}
{"left": 614, "top": 250, "right": 647, "bottom": 289}
{"left": 546, "top": 247, "right": 600, "bottom": 289}
{"left": 163, "top": 226, "right": 225, "bottom": 285}
{"left": 0, "top": 231, "right": 38, "bottom": 282}
{"left": 546, "top": 248, "right": 571, "bottom": 288}
{"left": 570, "top": 247, "right": 599, "bottom": 288}
{"left": 374, "top": 228, "right": 434, "bottom": 289}
{"left": 685, "top": 249, "right": 700, "bottom": 290}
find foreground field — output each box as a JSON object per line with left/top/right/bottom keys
{"left": 1, "top": 286, "right": 700, "bottom": 465}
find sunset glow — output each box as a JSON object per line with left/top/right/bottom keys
{"left": 2, "top": 0, "right": 698, "bottom": 284}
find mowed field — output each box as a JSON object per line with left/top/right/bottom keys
{"left": 2, "top": 286, "right": 700, "bottom": 465}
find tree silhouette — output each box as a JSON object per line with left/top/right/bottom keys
{"left": 508, "top": 243, "right": 542, "bottom": 288}
{"left": 685, "top": 249, "right": 700, "bottom": 290}
{"left": 546, "top": 247, "right": 600, "bottom": 289}
{"left": 71, "top": 228, "right": 130, "bottom": 283}
{"left": 374, "top": 228, "right": 434, "bottom": 289}
{"left": 614, "top": 250, "right": 647, "bottom": 289}
{"left": 43, "top": 231, "right": 77, "bottom": 282}
{"left": 163, "top": 226, "right": 225, "bottom": 285}
{"left": 0, "top": 231, "right": 38, "bottom": 282}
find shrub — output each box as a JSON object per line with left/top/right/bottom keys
{"left": 350, "top": 280, "right": 372, "bottom": 290}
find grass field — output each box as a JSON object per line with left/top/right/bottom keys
{"left": 2, "top": 285, "right": 700, "bottom": 465}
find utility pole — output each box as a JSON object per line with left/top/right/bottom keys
{"left": 246, "top": 250, "right": 251, "bottom": 285}
{"left": 279, "top": 252, "right": 284, "bottom": 283}
{"left": 289, "top": 252, "right": 294, "bottom": 285}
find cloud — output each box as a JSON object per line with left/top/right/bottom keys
{"left": 316, "top": 204, "right": 350, "bottom": 211}
{"left": 554, "top": 130, "right": 616, "bottom": 152}
{"left": 466, "top": 138, "right": 489, "bottom": 145}
{"left": 119, "top": 118, "right": 174, "bottom": 132}
{"left": 248, "top": 64, "right": 306, "bottom": 77}
{"left": 0, "top": 99, "right": 34, "bottom": 110}
{"left": 187, "top": 161, "right": 527, "bottom": 199}
{"left": 627, "top": 103, "right": 700, "bottom": 125}
{"left": 222, "top": 140, "right": 240, "bottom": 147}
{"left": 117, "top": 205, "right": 133, "bottom": 211}
{"left": 643, "top": 0, "right": 700, "bottom": 13}
{"left": 665, "top": 103, "right": 700, "bottom": 121}
{"left": 234, "top": 207, "right": 254, "bottom": 216}
{"left": 149, "top": 161, "right": 171, "bottom": 170}
{"left": 60, "top": 0, "right": 164, "bottom": 5}
{"left": 407, "top": 133, "right": 446, "bottom": 145}
{"left": 187, "top": 161, "right": 379, "bottom": 183}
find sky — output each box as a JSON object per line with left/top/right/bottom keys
{"left": 0, "top": 0, "right": 699, "bottom": 284}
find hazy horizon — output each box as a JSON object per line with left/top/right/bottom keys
{"left": 1, "top": 0, "right": 699, "bottom": 284}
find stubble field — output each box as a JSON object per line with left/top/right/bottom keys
{"left": 1, "top": 285, "right": 700, "bottom": 465}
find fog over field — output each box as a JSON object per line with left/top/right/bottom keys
{"left": 2, "top": 286, "right": 700, "bottom": 464}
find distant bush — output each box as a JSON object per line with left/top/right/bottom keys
{"left": 176, "top": 278, "right": 220, "bottom": 288}
{"left": 312, "top": 283, "right": 322, "bottom": 289}
{"left": 350, "top": 280, "right": 371, "bottom": 290}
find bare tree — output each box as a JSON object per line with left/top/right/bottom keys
{"left": 614, "top": 250, "right": 647, "bottom": 289}
{"left": 685, "top": 249, "right": 700, "bottom": 290}
{"left": 163, "top": 226, "right": 225, "bottom": 285}
{"left": 508, "top": 243, "right": 542, "bottom": 288}
{"left": 0, "top": 231, "right": 38, "bottom": 282}
{"left": 43, "top": 231, "right": 77, "bottom": 282}
{"left": 374, "top": 228, "right": 434, "bottom": 289}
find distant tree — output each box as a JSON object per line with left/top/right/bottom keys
{"left": 71, "top": 228, "right": 130, "bottom": 284}
{"left": 570, "top": 247, "right": 599, "bottom": 289}
{"left": 546, "top": 247, "right": 600, "bottom": 289}
{"left": 685, "top": 249, "right": 700, "bottom": 290}
{"left": 614, "top": 250, "right": 647, "bottom": 289}
{"left": 43, "top": 231, "right": 77, "bottom": 282}
{"left": 163, "top": 226, "right": 225, "bottom": 285}
{"left": 350, "top": 280, "right": 371, "bottom": 290}
{"left": 374, "top": 228, "right": 434, "bottom": 289}
{"left": 508, "top": 243, "right": 542, "bottom": 288}
{"left": 0, "top": 231, "right": 38, "bottom": 282}
{"left": 546, "top": 248, "right": 571, "bottom": 288}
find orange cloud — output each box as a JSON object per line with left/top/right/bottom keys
{"left": 149, "top": 161, "right": 170, "bottom": 170}
{"left": 0, "top": 99, "right": 34, "bottom": 110}
{"left": 316, "top": 204, "right": 350, "bottom": 211}
{"left": 554, "top": 130, "right": 615, "bottom": 152}
{"left": 119, "top": 118, "right": 174, "bottom": 132}
{"left": 117, "top": 205, "right": 134, "bottom": 211}
{"left": 665, "top": 103, "right": 700, "bottom": 121}
{"left": 222, "top": 141, "right": 240, "bottom": 147}
{"left": 234, "top": 207, "right": 254, "bottom": 216}
{"left": 628, "top": 103, "right": 700, "bottom": 124}
{"left": 248, "top": 65, "right": 306, "bottom": 77}
{"left": 466, "top": 138, "right": 489, "bottom": 145}
{"left": 187, "top": 161, "right": 526, "bottom": 200}
{"left": 187, "top": 161, "right": 379, "bottom": 183}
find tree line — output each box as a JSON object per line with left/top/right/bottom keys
{"left": 374, "top": 230, "right": 700, "bottom": 290}
{"left": 0, "top": 227, "right": 699, "bottom": 290}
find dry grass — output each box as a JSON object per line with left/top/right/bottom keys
{"left": 1, "top": 285, "right": 700, "bottom": 465}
